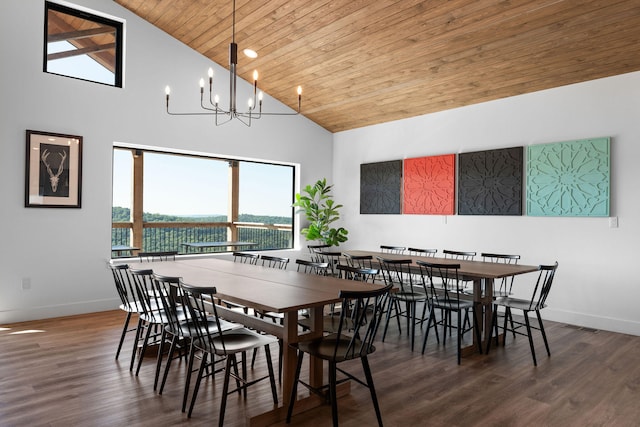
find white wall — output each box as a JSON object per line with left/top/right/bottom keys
{"left": 0, "top": 0, "right": 332, "bottom": 323}
{"left": 333, "top": 71, "right": 640, "bottom": 335}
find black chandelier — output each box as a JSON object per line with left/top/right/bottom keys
{"left": 164, "top": 0, "right": 302, "bottom": 127}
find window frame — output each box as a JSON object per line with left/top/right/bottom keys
{"left": 44, "top": 0, "right": 125, "bottom": 87}
{"left": 111, "top": 146, "right": 296, "bottom": 256}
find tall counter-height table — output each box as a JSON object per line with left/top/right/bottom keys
{"left": 342, "top": 250, "right": 540, "bottom": 353}
{"left": 125, "top": 257, "right": 386, "bottom": 426}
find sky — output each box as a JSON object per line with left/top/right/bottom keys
{"left": 112, "top": 149, "right": 295, "bottom": 218}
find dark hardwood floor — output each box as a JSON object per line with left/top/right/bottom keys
{"left": 1, "top": 309, "right": 638, "bottom": 426}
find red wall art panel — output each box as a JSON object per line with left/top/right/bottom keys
{"left": 403, "top": 154, "right": 455, "bottom": 214}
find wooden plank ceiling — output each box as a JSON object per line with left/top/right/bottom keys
{"left": 115, "top": 0, "right": 640, "bottom": 133}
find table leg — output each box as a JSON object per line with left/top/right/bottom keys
{"left": 281, "top": 307, "right": 323, "bottom": 407}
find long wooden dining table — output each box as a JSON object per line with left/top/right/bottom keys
{"left": 341, "top": 250, "right": 540, "bottom": 353}
{"left": 125, "top": 257, "right": 386, "bottom": 426}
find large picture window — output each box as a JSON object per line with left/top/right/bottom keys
{"left": 44, "top": 1, "right": 124, "bottom": 87}
{"left": 111, "top": 148, "right": 294, "bottom": 256}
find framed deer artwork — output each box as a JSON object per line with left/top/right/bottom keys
{"left": 25, "top": 130, "right": 83, "bottom": 208}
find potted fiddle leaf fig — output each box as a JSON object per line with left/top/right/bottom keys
{"left": 293, "top": 178, "right": 348, "bottom": 247}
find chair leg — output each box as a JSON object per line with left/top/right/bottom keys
{"left": 361, "top": 356, "right": 383, "bottom": 427}
{"left": 154, "top": 329, "right": 168, "bottom": 391}
{"left": 409, "top": 301, "right": 416, "bottom": 351}
{"left": 159, "top": 335, "right": 179, "bottom": 394}
{"left": 251, "top": 347, "right": 258, "bottom": 368}
{"left": 219, "top": 356, "right": 234, "bottom": 427}
{"left": 421, "top": 306, "right": 436, "bottom": 354}
{"left": 536, "top": 309, "right": 551, "bottom": 357}
{"left": 523, "top": 312, "right": 538, "bottom": 366}
{"left": 507, "top": 307, "right": 517, "bottom": 339}
{"left": 486, "top": 308, "right": 498, "bottom": 354}
{"left": 136, "top": 322, "right": 155, "bottom": 376}
{"left": 263, "top": 345, "right": 278, "bottom": 404}
{"left": 116, "top": 312, "right": 132, "bottom": 360}
{"left": 473, "top": 306, "right": 483, "bottom": 355}
{"left": 182, "top": 341, "right": 196, "bottom": 413}
{"left": 286, "top": 350, "right": 304, "bottom": 423}
{"left": 328, "top": 360, "right": 338, "bottom": 427}
{"left": 456, "top": 310, "right": 462, "bottom": 365}
{"left": 187, "top": 352, "right": 209, "bottom": 418}
{"left": 130, "top": 317, "right": 144, "bottom": 371}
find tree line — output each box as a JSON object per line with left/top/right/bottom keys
{"left": 112, "top": 206, "right": 292, "bottom": 225}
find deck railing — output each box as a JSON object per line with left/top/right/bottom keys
{"left": 112, "top": 221, "right": 292, "bottom": 256}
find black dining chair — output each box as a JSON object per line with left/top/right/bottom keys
{"left": 286, "top": 284, "right": 393, "bottom": 427}
{"left": 377, "top": 256, "right": 428, "bottom": 351}
{"left": 312, "top": 249, "right": 343, "bottom": 276}
{"left": 151, "top": 273, "right": 240, "bottom": 411}
{"left": 481, "top": 252, "right": 521, "bottom": 298}
{"left": 344, "top": 253, "right": 375, "bottom": 269}
{"left": 180, "top": 281, "right": 278, "bottom": 426}
{"left": 233, "top": 251, "right": 259, "bottom": 264}
{"left": 380, "top": 245, "right": 406, "bottom": 254}
{"left": 109, "top": 264, "right": 141, "bottom": 362}
{"left": 295, "top": 258, "right": 329, "bottom": 275}
{"left": 486, "top": 262, "right": 559, "bottom": 366}
{"left": 417, "top": 260, "right": 483, "bottom": 364}
{"left": 128, "top": 268, "right": 173, "bottom": 376}
{"left": 259, "top": 254, "right": 289, "bottom": 269}
{"left": 407, "top": 247, "right": 438, "bottom": 257}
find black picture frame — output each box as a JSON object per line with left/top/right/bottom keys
{"left": 25, "top": 130, "right": 83, "bottom": 208}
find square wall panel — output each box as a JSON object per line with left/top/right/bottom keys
{"left": 458, "top": 147, "right": 524, "bottom": 215}
{"left": 404, "top": 154, "right": 455, "bottom": 214}
{"left": 360, "top": 160, "right": 403, "bottom": 214}
{"left": 527, "top": 137, "right": 610, "bottom": 216}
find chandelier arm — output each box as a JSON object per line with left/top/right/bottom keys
{"left": 215, "top": 111, "right": 234, "bottom": 126}
{"left": 234, "top": 113, "right": 252, "bottom": 127}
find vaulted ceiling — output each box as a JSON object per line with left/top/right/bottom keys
{"left": 115, "top": 0, "right": 640, "bottom": 133}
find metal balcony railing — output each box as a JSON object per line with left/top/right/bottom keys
{"left": 112, "top": 221, "right": 292, "bottom": 257}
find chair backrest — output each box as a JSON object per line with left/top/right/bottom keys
{"left": 138, "top": 250, "right": 178, "bottom": 262}
{"left": 110, "top": 264, "right": 136, "bottom": 310}
{"left": 376, "top": 256, "right": 423, "bottom": 295}
{"left": 151, "top": 273, "right": 185, "bottom": 336}
{"left": 307, "top": 244, "right": 330, "bottom": 261}
{"left": 443, "top": 249, "right": 476, "bottom": 261}
{"left": 343, "top": 253, "right": 374, "bottom": 269}
{"left": 329, "top": 284, "right": 393, "bottom": 360}
{"left": 481, "top": 252, "right": 521, "bottom": 295}
{"left": 337, "top": 264, "right": 378, "bottom": 284}
{"left": 295, "top": 259, "right": 329, "bottom": 275}
{"left": 128, "top": 268, "right": 165, "bottom": 323}
{"left": 407, "top": 247, "right": 437, "bottom": 257}
{"left": 416, "top": 260, "right": 464, "bottom": 307}
{"left": 233, "top": 251, "right": 259, "bottom": 265}
{"left": 260, "top": 255, "right": 290, "bottom": 269}
{"left": 179, "top": 281, "right": 234, "bottom": 356}
{"left": 526, "top": 262, "right": 559, "bottom": 310}
{"left": 312, "top": 249, "right": 343, "bottom": 275}
{"left": 380, "top": 245, "right": 406, "bottom": 254}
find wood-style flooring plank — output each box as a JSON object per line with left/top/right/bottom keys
{"left": 0, "top": 310, "right": 638, "bottom": 426}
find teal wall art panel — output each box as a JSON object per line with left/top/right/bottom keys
{"left": 527, "top": 137, "right": 610, "bottom": 216}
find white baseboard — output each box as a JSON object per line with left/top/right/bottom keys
{"left": 0, "top": 298, "right": 119, "bottom": 324}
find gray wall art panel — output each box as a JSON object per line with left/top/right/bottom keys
{"left": 458, "top": 146, "right": 523, "bottom": 215}
{"left": 360, "top": 160, "right": 403, "bottom": 214}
